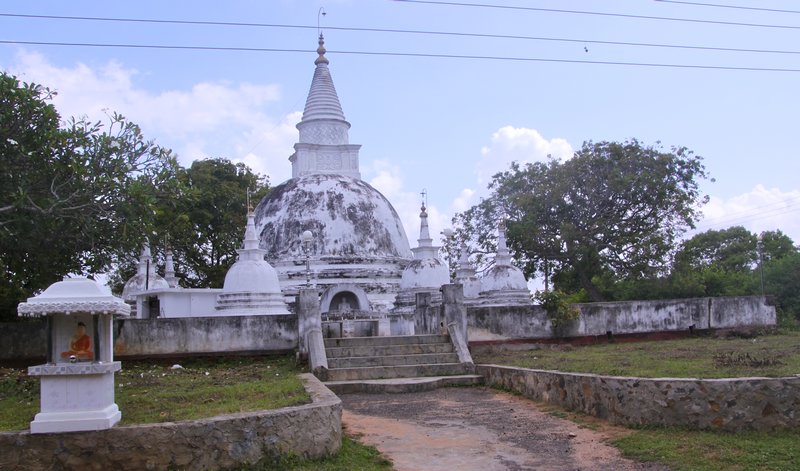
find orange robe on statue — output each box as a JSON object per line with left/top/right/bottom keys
{"left": 61, "top": 334, "right": 93, "bottom": 360}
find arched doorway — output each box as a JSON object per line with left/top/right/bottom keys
{"left": 320, "top": 284, "right": 371, "bottom": 314}
{"left": 330, "top": 291, "right": 359, "bottom": 313}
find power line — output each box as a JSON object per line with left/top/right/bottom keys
{"left": 654, "top": 1, "right": 800, "bottom": 15}
{"left": 3, "top": 39, "right": 800, "bottom": 72}
{"left": 695, "top": 197, "right": 800, "bottom": 231}
{"left": 392, "top": 0, "right": 800, "bottom": 30}
{"left": 3, "top": 13, "right": 800, "bottom": 56}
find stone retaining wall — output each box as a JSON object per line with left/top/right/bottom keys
{"left": 0, "top": 374, "right": 341, "bottom": 470}
{"left": 478, "top": 364, "right": 800, "bottom": 432}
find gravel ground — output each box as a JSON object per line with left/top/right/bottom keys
{"left": 341, "top": 387, "right": 670, "bottom": 471}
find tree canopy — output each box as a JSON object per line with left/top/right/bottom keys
{"left": 149, "top": 158, "right": 270, "bottom": 290}
{"left": 452, "top": 139, "right": 709, "bottom": 301}
{"left": 1, "top": 72, "right": 180, "bottom": 320}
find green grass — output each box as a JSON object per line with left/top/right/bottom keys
{"left": 477, "top": 331, "right": 800, "bottom": 471}
{"left": 0, "top": 355, "right": 310, "bottom": 431}
{"left": 474, "top": 330, "right": 800, "bottom": 378}
{"left": 613, "top": 427, "right": 800, "bottom": 471}
{"left": 244, "top": 435, "right": 394, "bottom": 471}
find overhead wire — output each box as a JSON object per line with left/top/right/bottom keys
{"left": 392, "top": 0, "right": 800, "bottom": 31}
{"left": 1, "top": 13, "right": 800, "bottom": 57}
{"left": 653, "top": 1, "right": 800, "bottom": 15}
{"left": 695, "top": 196, "right": 800, "bottom": 231}
{"left": 2, "top": 39, "right": 800, "bottom": 72}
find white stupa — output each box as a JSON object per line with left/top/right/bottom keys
{"left": 254, "top": 35, "right": 412, "bottom": 313}
{"left": 393, "top": 202, "right": 451, "bottom": 313}
{"left": 121, "top": 243, "right": 169, "bottom": 303}
{"left": 478, "top": 219, "right": 531, "bottom": 305}
{"left": 215, "top": 212, "right": 290, "bottom": 315}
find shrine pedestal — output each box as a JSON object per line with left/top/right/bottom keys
{"left": 28, "top": 362, "right": 122, "bottom": 433}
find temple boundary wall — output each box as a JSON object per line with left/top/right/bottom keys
{"left": 479, "top": 364, "right": 800, "bottom": 432}
{"left": 0, "top": 374, "right": 341, "bottom": 470}
{"left": 466, "top": 295, "right": 775, "bottom": 341}
{"left": 0, "top": 296, "right": 775, "bottom": 361}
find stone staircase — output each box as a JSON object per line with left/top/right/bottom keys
{"left": 322, "top": 334, "right": 483, "bottom": 394}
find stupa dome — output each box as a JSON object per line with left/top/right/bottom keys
{"left": 222, "top": 260, "right": 281, "bottom": 293}
{"left": 480, "top": 265, "right": 528, "bottom": 292}
{"left": 400, "top": 258, "right": 449, "bottom": 290}
{"left": 254, "top": 174, "right": 412, "bottom": 261}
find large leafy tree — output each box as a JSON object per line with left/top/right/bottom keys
{"left": 452, "top": 139, "right": 709, "bottom": 301}
{"left": 148, "top": 158, "right": 270, "bottom": 289}
{"left": 0, "top": 72, "right": 180, "bottom": 320}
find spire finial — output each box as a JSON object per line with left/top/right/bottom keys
{"left": 246, "top": 187, "right": 253, "bottom": 215}
{"left": 315, "top": 33, "right": 329, "bottom": 65}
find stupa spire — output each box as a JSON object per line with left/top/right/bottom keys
{"left": 241, "top": 211, "right": 264, "bottom": 255}
{"left": 495, "top": 219, "right": 513, "bottom": 267}
{"left": 411, "top": 195, "right": 440, "bottom": 260}
{"left": 136, "top": 242, "right": 152, "bottom": 276}
{"left": 299, "top": 34, "right": 348, "bottom": 128}
{"left": 290, "top": 34, "right": 362, "bottom": 180}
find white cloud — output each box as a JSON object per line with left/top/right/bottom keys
{"left": 477, "top": 126, "right": 574, "bottom": 188}
{"left": 695, "top": 185, "right": 800, "bottom": 242}
{"left": 444, "top": 126, "right": 575, "bottom": 216}
{"left": 367, "top": 159, "right": 450, "bottom": 246}
{"left": 5, "top": 49, "right": 298, "bottom": 184}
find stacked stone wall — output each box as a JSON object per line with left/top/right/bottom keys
{"left": 479, "top": 364, "right": 800, "bottom": 432}
{"left": 0, "top": 374, "right": 341, "bottom": 470}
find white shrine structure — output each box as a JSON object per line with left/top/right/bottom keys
{"left": 124, "top": 35, "right": 531, "bottom": 323}
{"left": 17, "top": 277, "right": 130, "bottom": 433}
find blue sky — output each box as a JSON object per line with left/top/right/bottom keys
{"left": 2, "top": 0, "right": 799, "bottom": 250}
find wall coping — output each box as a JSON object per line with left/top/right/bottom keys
{"left": 479, "top": 363, "right": 800, "bottom": 383}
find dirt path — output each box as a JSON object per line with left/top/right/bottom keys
{"left": 341, "top": 387, "right": 669, "bottom": 471}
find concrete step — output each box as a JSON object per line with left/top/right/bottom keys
{"left": 325, "top": 375, "right": 484, "bottom": 395}
{"left": 325, "top": 342, "right": 454, "bottom": 359}
{"left": 324, "top": 334, "right": 449, "bottom": 348}
{"left": 327, "top": 352, "right": 460, "bottom": 369}
{"left": 325, "top": 363, "right": 470, "bottom": 382}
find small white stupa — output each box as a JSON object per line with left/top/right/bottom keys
{"left": 121, "top": 242, "right": 169, "bottom": 303}
{"left": 455, "top": 241, "right": 481, "bottom": 300}
{"left": 478, "top": 219, "right": 531, "bottom": 305}
{"left": 393, "top": 201, "right": 450, "bottom": 313}
{"left": 215, "top": 211, "right": 290, "bottom": 315}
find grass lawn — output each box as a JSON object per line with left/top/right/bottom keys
{"left": 0, "top": 355, "right": 310, "bottom": 432}
{"left": 613, "top": 427, "right": 800, "bottom": 471}
{"left": 1, "top": 354, "right": 395, "bottom": 469}
{"left": 479, "top": 330, "right": 800, "bottom": 470}
{"left": 538, "top": 403, "right": 800, "bottom": 471}
{"left": 474, "top": 330, "right": 800, "bottom": 378}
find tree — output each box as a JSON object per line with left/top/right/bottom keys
{"left": 0, "top": 72, "right": 180, "bottom": 320}
{"left": 674, "top": 226, "right": 756, "bottom": 273}
{"left": 452, "top": 139, "right": 709, "bottom": 301}
{"left": 667, "top": 228, "right": 797, "bottom": 298}
{"left": 149, "top": 158, "right": 270, "bottom": 289}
